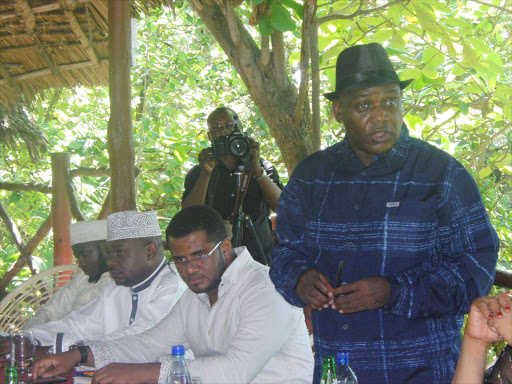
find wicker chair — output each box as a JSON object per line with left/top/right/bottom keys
{"left": 0, "top": 264, "right": 80, "bottom": 333}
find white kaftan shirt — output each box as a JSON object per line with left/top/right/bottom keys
{"left": 29, "top": 259, "right": 186, "bottom": 353}
{"left": 88, "top": 247, "right": 314, "bottom": 384}
{"left": 24, "top": 271, "right": 112, "bottom": 329}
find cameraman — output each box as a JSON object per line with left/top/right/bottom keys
{"left": 182, "top": 107, "right": 283, "bottom": 265}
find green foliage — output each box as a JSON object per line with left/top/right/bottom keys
{"left": 0, "top": 0, "right": 510, "bottom": 324}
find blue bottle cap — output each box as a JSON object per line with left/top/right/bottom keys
{"left": 335, "top": 352, "right": 349, "bottom": 364}
{"left": 171, "top": 345, "right": 185, "bottom": 356}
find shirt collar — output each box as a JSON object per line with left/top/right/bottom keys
{"left": 220, "top": 246, "right": 253, "bottom": 285}
{"left": 196, "top": 246, "right": 254, "bottom": 306}
{"left": 131, "top": 258, "right": 168, "bottom": 293}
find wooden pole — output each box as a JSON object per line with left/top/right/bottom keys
{"left": 107, "top": 0, "right": 136, "bottom": 212}
{"left": 51, "top": 152, "right": 73, "bottom": 266}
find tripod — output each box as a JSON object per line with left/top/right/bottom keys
{"left": 230, "top": 162, "right": 269, "bottom": 266}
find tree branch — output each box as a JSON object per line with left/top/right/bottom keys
{"left": 318, "top": 0, "right": 408, "bottom": 24}
{"left": 0, "top": 202, "right": 35, "bottom": 274}
{"left": 468, "top": 0, "right": 512, "bottom": 14}
{"left": 65, "top": 179, "right": 85, "bottom": 222}
{"left": 294, "top": 1, "right": 312, "bottom": 125}
{"left": 224, "top": 0, "right": 240, "bottom": 46}
{"left": 0, "top": 181, "right": 51, "bottom": 193}
{"left": 271, "top": 31, "right": 286, "bottom": 87}
{"left": 309, "top": 2, "right": 321, "bottom": 152}
{"left": 24, "top": 214, "right": 52, "bottom": 256}
{"left": 259, "top": 34, "right": 270, "bottom": 67}
{"left": 96, "top": 189, "right": 112, "bottom": 220}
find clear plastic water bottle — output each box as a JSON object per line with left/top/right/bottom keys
{"left": 166, "top": 345, "right": 191, "bottom": 384}
{"left": 333, "top": 352, "right": 357, "bottom": 384}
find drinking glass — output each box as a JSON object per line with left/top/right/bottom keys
{"left": 12, "top": 331, "right": 35, "bottom": 373}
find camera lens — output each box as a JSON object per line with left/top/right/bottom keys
{"left": 229, "top": 137, "right": 250, "bottom": 158}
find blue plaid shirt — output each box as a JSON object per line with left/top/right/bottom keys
{"left": 270, "top": 125, "right": 499, "bottom": 384}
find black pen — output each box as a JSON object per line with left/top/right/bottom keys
{"left": 336, "top": 260, "right": 344, "bottom": 287}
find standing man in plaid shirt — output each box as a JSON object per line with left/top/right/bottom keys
{"left": 270, "top": 43, "right": 499, "bottom": 384}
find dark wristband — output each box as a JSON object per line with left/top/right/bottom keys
{"left": 69, "top": 344, "right": 88, "bottom": 365}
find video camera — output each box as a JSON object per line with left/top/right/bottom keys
{"left": 211, "top": 125, "right": 251, "bottom": 164}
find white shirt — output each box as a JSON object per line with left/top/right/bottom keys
{"left": 24, "top": 271, "right": 112, "bottom": 329}
{"left": 88, "top": 247, "right": 314, "bottom": 384}
{"left": 29, "top": 259, "right": 187, "bottom": 353}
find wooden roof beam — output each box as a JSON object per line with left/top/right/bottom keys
{"left": 13, "top": 0, "right": 36, "bottom": 31}
{"left": 0, "top": 58, "right": 23, "bottom": 95}
{"left": 0, "top": 58, "right": 106, "bottom": 84}
{"left": 58, "top": 0, "right": 99, "bottom": 65}
{"left": 14, "top": 0, "right": 69, "bottom": 84}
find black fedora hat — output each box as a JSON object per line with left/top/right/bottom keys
{"left": 324, "top": 43, "right": 413, "bottom": 101}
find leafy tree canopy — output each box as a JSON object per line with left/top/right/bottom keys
{"left": 0, "top": 0, "right": 510, "bottom": 293}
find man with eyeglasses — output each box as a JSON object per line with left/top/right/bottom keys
{"left": 22, "top": 210, "right": 186, "bottom": 356}
{"left": 32, "top": 205, "right": 314, "bottom": 384}
{"left": 182, "top": 107, "right": 283, "bottom": 266}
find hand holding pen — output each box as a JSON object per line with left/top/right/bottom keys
{"left": 296, "top": 268, "right": 335, "bottom": 310}
{"left": 331, "top": 274, "right": 391, "bottom": 314}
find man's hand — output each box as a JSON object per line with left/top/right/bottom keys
{"left": 198, "top": 148, "right": 215, "bottom": 175}
{"left": 248, "top": 138, "right": 264, "bottom": 178}
{"left": 331, "top": 276, "right": 391, "bottom": 313}
{"left": 92, "top": 363, "right": 160, "bottom": 384}
{"left": 297, "top": 269, "right": 334, "bottom": 310}
{"left": 32, "top": 350, "right": 79, "bottom": 379}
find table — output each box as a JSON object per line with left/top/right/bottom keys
{"left": 0, "top": 357, "right": 74, "bottom": 383}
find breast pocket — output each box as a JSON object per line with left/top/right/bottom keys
{"left": 385, "top": 201, "right": 438, "bottom": 268}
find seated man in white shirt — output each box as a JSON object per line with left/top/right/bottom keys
{"left": 32, "top": 205, "right": 314, "bottom": 384}
{"left": 24, "top": 220, "right": 112, "bottom": 329}
{"left": 8, "top": 210, "right": 186, "bottom": 355}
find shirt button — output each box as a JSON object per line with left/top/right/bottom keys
{"left": 132, "top": 296, "right": 137, "bottom": 300}
{"left": 208, "top": 329, "right": 212, "bottom": 335}
{"left": 342, "top": 324, "right": 349, "bottom": 331}
{"left": 130, "top": 317, "right": 134, "bottom": 322}
{"left": 362, "top": 171, "right": 367, "bottom": 176}
{"left": 353, "top": 204, "right": 359, "bottom": 210}
{"left": 231, "top": 194, "right": 235, "bottom": 197}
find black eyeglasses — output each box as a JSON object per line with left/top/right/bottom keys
{"left": 209, "top": 122, "right": 236, "bottom": 133}
{"left": 172, "top": 241, "right": 222, "bottom": 266}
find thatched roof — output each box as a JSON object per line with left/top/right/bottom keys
{"left": 0, "top": 0, "right": 170, "bottom": 105}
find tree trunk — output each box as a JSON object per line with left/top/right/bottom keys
{"left": 189, "top": 2, "right": 312, "bottom": 174}
{"left": 108, "top": 0, "right": 136, "bottom": 212}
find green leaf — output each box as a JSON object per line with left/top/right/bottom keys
{"left": 390, "top": 31, "right": 406, "bottom": 51}
{"left": 387, "top": 4, "right": 404, "bottom": 24}
{"left": 479, "top": 167, "right": 492, "bottom": 179}
{"left": 462, "top": 42, "right": 479, "bottom": 66}
{"left": 423, "top": 46, "right": 445, "bottom": 68}
{"left": 280, "top": 0, "right": 303, "bottom": 17}
{"left": 451, "top": 64, "right": 466, "bottom": 76}
{"left": 270, "top": 3, "right": 296, "bottom": 32}
{"left": 426, "top": 1, "right": 452, "bottom": 13}
{"left": 464, "top": 83, "right": 483, "bottom": 94}
{"left": 422, "top": 66, "right": 439, "bottom": 79}
{"left": 372, "top": 29, "right": 393, "bottom": 43}
{"left": 458, "top": 102, "right": 469, "bottom": 114}
{"left": 400, "top": 68, "right": 422, "bottom": 80}
{"left": 258, "top": 15, "right": 273, "bottom": 36}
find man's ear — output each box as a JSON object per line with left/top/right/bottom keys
{"left": 332, "top": 99, "right": 344, "bottom": 124}
{"left": 220, "top": 237, "right": 233, "bottom": 261}
{"left": 207, "top": 130, "right": 212, "bottom": 142}
{"left": 144, "top": 241, "right": 159, "bottom": 261}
